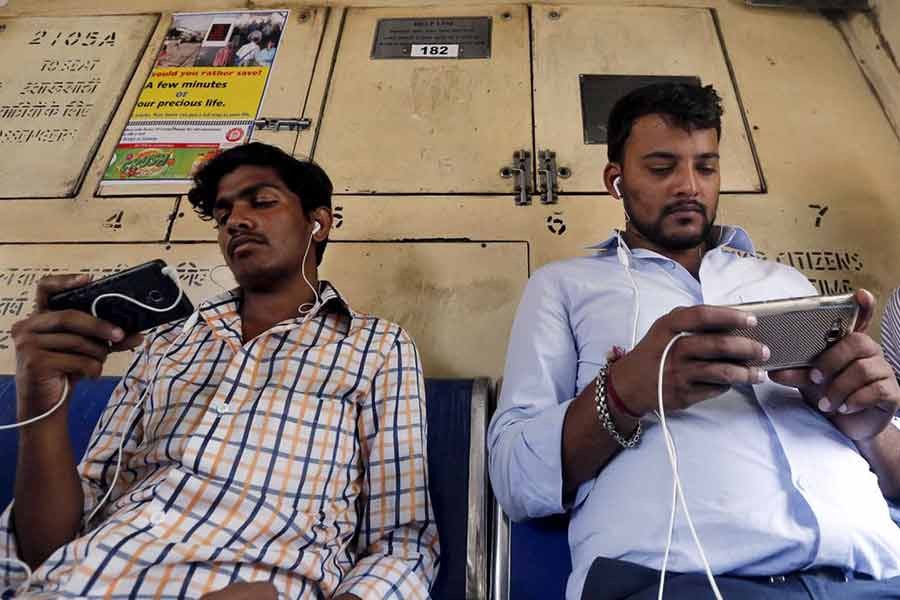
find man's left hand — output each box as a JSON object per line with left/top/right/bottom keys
{"left": 770, "top": 289, "right": 900, "bottom": 441}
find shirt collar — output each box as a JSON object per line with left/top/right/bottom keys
{"left": 585, "top": 225, "right": 756, "bottom": 256}
{"left": 192, "top": 279, "right": 357, "bottom": 336}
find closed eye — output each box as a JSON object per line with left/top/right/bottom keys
{"left": 252, "top": 194, "right": 279, "bottom": 207}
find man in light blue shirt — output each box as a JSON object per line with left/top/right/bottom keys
{"left": 488, "top": 82, "right": 900, "bottom": 600}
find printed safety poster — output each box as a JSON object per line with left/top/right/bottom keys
{"left": 103, "top": 10, "right": 287, "bottom": 183}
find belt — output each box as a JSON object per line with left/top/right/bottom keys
{"left": 742, "top": 566, "right": 872, "bottom": 585}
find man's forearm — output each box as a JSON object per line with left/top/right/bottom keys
{"left": 561, "top": 380, "right": 638, "bottom": 499}
{"left": 855, "top": 423, "right": 900, "bottom": 500}
{"left": 13, "top": 413, "right": 84, "bottom": 569}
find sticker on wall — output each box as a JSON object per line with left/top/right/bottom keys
{"left": 371, "top": 17, "right": 491, "bottom": 59}
{"left": 102, "top": 10, "right": 288, "bottom": 186}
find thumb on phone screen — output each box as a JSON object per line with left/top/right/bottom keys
{"left": 854, "top": 289, "right": 875, "bottom": 333}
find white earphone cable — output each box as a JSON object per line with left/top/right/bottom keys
{"left": 0, "top": 268, "right": 184, "bottom": 432}
{"left": 620, "top": 240, "right": 723, "bottom": 600}
{"left": 297, "top": 226, "right": 321, "bottom": 319}
{"left": 655, "top": 333, "right": 723, "bottom": 600}
{"left": 1, "top": 266, "right": 191, "bottom": 596}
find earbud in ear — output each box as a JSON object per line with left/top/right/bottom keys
{"left": 312, "top": 222, "right": 321, "bottom": 235}
{"left": 613, "top": 176, "right": 624, "bottom": 199}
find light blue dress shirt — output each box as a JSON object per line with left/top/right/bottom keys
{"left": 488, "top": 226, "right": 900, "bottom": 600}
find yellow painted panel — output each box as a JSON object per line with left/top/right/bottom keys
{"left": 295, "top": 7, "right": 344, "bottom": 160}
{"left": 0, "top": 1, "right": 747, "bottom": 18}
{"left": 250, "top": 7, "right": 328, "bottom": 155}
{"left": 0, "top": 16, "right": 179, "bottom": 241}
{"left": 167, "top": 194, "right": 538, "bottom": 242}
{"left": 838, "top": 12, "right": 900, "bottom": 143}
{"left": 715, "top": 4, "right": 900, "bottom": 322}
{"left": 314, "top": 5, "right": 532, "bottom": 194}
{"left": 532, "top": 5, "right": 761, "bottom": 193}
{"left": 0, "top": 197, "right": 176, "bottom": 243}
{"left": 0, "top": 241, "right": 527, "bottom": 377}
{"left": 168, "top": 196, "right": 214, "bottom": 241}
{"left": 320, "top": 241, "right": 528, "bottom": 377}
{"left": 0, "top": 15, "right": 157, "bottom": 197}
{"left": 0, "top": 2, "right": 246, "bottom": 18}
{"left": 875, "top": 0, "right": 900, "bottom": 59}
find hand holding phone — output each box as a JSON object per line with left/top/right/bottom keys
{"left": 764, "top": 290, "right": 900, "bottom": 441}
{"left": 723, "top": 293, "right": 860, "bottom": 371}
{"left": 10, "top": 273, "right": 146, "bottom": 422}
{"left": 607, "top": 304, "right": 769, "bottom": 417}
{"left": 47, "top": 259, "right": 194, "bottom": 334}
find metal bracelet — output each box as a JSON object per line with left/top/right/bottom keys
{"left": 594, "top": 365, "right": 642, "bottom": 449}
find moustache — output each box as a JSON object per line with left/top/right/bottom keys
{"left": 228, "top": 233, "right": 267, "bottom": 256}
{"left": 662, "top": 201, "right": 706, "bottom": 217}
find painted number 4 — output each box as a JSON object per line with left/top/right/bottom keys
{"left": 411, "top": 44, "right": 459, "bottom": 58}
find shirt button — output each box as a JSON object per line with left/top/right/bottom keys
{"left": 796, "top": 478, "right": 807, "bottom": 491}
{"left": 150, "top": 511, "right": 166, "bottom": 526}
{"left": 213, "top": 402, "right": 227, "bottom": 415}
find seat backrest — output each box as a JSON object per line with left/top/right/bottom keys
{"left": 491, "top": 503, "right": 571, "bottom": 600}
{"left": 489, "top": 377, "right": 572, "bottom": 600}
{"left": 425, "top": 378, "right": 491, "bottom": 600}
{"left": 0, "top": 375, "right": 119, "bottom": 511}
{"left": 0, "top": 375, "right": 493, "bottom": 600}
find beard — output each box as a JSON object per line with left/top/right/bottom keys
{"left": 625, "top": 199, "right": 715, "bottom": 251}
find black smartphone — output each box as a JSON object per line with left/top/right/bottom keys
{"left": 47, "top": 259, "right": 195, "bottom": 334}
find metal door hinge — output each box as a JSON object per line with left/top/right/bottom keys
{"left": 500, "top": 150, "right": 533, "bottom": 206}
{"left": 252, "top": 117, "right": 312, "bottom": 132}
{"left": 537, "top": 150, "right": 571, "bottom": 204}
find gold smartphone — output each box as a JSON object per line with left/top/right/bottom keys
{"left": 724, "top": 293, "right": 859, "bottom": 371}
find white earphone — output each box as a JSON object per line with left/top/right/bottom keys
{"left": 298, "top": 221, "right": 322, "bottom": 320}
{"left": 613, "top": 176, "right": 624, "bottom": 199}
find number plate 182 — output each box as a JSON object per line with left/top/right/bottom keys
{"left": 410, "top": 44, "right": 459, "bottom": 58}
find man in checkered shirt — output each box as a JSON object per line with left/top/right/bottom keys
{"left": 3, "top": 143, "right": 439, "bottom": 599}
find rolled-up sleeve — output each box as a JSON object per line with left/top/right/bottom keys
{"left": 488, "top": 267, "right": 579, "bottom": 522}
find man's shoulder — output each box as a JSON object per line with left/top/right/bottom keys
{"left": 532, "top": 253, "right": 619, "bottom": 282}
{"left": 347, "top": 311, "right": 417, "bottom": 346}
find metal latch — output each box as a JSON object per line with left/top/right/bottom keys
{"left": 500, "top": 150, "right": 533, "bottom": 206}
{"left": 537, "top": 150, "right": 571, "bottom": 204}
{"left": 252, "top": 117, "right": 312, "bottom": 132}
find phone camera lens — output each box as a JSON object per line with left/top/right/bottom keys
{"left": 148, "top": 289, "right": 164, "bottom": 304}
{"left": 824, "top": 318, "right": 844, "bottom": 344}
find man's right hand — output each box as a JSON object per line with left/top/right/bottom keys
{"left": 11, "top": 274, "right": 143, "bottom": 421}
{"left": 609, "top": 305, "right": 770, "bottom": 417}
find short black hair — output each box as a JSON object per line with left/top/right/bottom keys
{"left": 607, "top": 82, "right": 723, "bottom": 164}
{"left": 188, "top": 142, "right": 333, "bottom": 264}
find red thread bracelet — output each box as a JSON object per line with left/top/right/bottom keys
{"left": 607, "top": 368, "right": 642, "bottom": 419}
